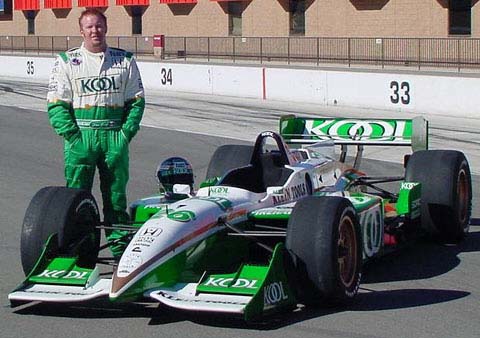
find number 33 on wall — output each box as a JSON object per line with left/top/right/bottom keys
{"left": 390, "top": 80, "right": 410, "bottom": 105}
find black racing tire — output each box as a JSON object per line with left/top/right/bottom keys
{"left": 405, "top": 150, "right": 472, "bottom": 242}
{"left": 286, "top": 196, "right": 362, "bottom": 305}
{"left": 20, "top": 186, "right": 100, "bottom": 275}
{"left": 205, "top": 144, "right": 254, "bottom": 180}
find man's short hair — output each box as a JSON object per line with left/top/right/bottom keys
{"left": 79, "top": 9, "right": 107, "bottom": 28}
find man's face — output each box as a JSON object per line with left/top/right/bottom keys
{"left": 80, "top": 14, "right": 107, "bottom": 53}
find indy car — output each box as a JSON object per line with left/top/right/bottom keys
{"left": 9, "top": 115, "right": 472, "bottom": 321}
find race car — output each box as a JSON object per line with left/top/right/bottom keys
{"left": 9, "top": 115, "right": 472, "bottom": 321}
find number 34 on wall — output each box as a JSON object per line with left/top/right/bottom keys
{"left": 389, "top": 80, "right": 410, "bottom": 105}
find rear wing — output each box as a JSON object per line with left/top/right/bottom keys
{"left": 280, "top": 115, "right": 428, "bottom": 150}
{"left": 279, "top": 115, "right": 428, "bottom": 167}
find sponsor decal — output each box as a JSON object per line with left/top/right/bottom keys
{"left": 78, "top": 76, "right": 121, "bottom": 94}
{"left": 263, "top": 281, "right": 288, "bottom": 307}
{"left": 48, "top": 83, "right": 58, "bottom": 92}
{"left": 400, "top": 182, "right": 420, "bottom": 190}
{"left": 203, "top": 277, "right": 258, "bottom": 289}
{"left": 71, "top": 57, "right": 82, "bottom": 66}
{"left": 167, "top": 210, "right": 196, "bottom": 222}
{"left": 109, "top": 50, "right": 125, "bottom": 57}
{"left": 272, "top": 183, "right": 307, "bottom": 205}
{"left": 119, "top": 253, "right": 143, "bottom": 272}
{"left": 37, "top": 270, "right": 89, "bottom": 280}
{"left": 140, "top": 227, "right": 162, "bottom": 236}
{"left": 411, "top": 198, "right": 421, "bottom": 218}
{"left": 209, "top": 186, "right": 229, "bottom": 196}
{"left": 261, "top": 131, "right": 275, "bottom": 137}
{"left": 132, "top": 227, "right": 163, "bottom": 245}
{"left": 252, "top": 209, "right": 291, "bottom": 216}
{"left": 306, "top": 119, "right": 408, "bottom": 142}
{"left": 360, "top": 204, "right": 383, "bottom": 258}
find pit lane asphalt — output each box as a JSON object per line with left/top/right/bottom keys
{"left": 1, "top": 78, "right": 479, "bottom": 338}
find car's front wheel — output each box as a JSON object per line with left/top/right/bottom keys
{"left": 20, "top": 187, "right": 100, "bottom": 275}
{"left": 286, "top": 196, "right": 362, "bottom": 305}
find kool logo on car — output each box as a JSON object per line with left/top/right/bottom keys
{"left": 203, "top": 277, "right": 258, "bottom": 289}
{"left": 263, "top": 281, "right": 288, "bottom": 308}
{"left": 306, "top": 119, "right": 408, "bottom": 142}
{"left": 360, "top": 204, "right": 383, "bottom": 258}
{"left": 37, "top": 270, "right": 89, "bottom": 279}
{"left": 209, "top": 187, "right": 229, "bottom": 196}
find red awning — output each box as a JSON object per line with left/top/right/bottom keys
{"left": 14, "top": 0, "right": 40, "bottom": 10}
{"left": 44, "top": 0, "right": 71, "bottom": 8}
{"left": 159, "top": 0, "right": 197, "bottom": 3}
{"left": 78, "top": 0, "right": 109, "bottom": 7}
{"left": 116, "top": 0, "right": 149, "bottom": 5}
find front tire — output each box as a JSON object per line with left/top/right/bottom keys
{"left": 405, "top": 150, "right": 472, "bottom": 242}
{"left": 21, "top": 186, "right": 100, "bottom": 275}
{"left": 286, "top": 196, "right": 362, "bottom": 304}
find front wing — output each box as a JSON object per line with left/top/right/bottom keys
{"left": 9, "top": 242, "right": 296, "bottom": 321}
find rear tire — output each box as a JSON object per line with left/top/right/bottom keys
{"left": 405, "top": 150, "right": 472, "bottom": 242}
{"left": 20, "top": 187, "right": 100, "bottom": 275}
{"left": 286, "top": 196, "right": 362, "bottom": 304}
{"left": 205, "top": 144, "right": 254, "bottom": 180}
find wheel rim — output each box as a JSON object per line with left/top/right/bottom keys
{"left": 337, "top": 215, "right": 357, "bottom": 288}
{"left": 457, "top": 168, "right": 469, "bottom": 227}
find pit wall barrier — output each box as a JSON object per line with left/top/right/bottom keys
{"left": 1, "top": 55, "right": 478, "bottom": 118}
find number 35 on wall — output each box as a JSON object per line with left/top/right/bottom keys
{"left": 26, "top": 60, "right": 35, "bottom": 76}
{"left": 390, "top": 81, "right": 410, "bottom": 105}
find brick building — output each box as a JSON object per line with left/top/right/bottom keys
{"left": 0, "top": 0, "right": 478, "bottom": 38}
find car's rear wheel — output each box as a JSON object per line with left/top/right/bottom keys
{"left": 286, "top": 196, "right": 362, "bottom": 304}
{"left": 21, "top": 186, "right": 100, "bottom": 275}
{"left": 405, "top": 150, "right": 472, "bottom": 242}
{"left": 205, "top": 144, "right": 254, "bottom": 180}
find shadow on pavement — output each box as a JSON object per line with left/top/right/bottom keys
{"left": 362, "top": 230, "right": 480, "bottom": 283}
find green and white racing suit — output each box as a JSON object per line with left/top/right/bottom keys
{"left": 47, "top": 44, "right": 145, "bottom": 257}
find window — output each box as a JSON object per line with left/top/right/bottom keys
{"left": 228, "top": 2, "right": 242, "bottom": 36}
{"left": 290, "top": 0, "right": 305, "bottom": 35}
{"left": 449, "top": 0, "right": 471, "bottom": 35}
{"left": 131, "top": 6, "right": 142, "bottom": 35}
{"left": 26, "top": 10, "right": 35, "bottom": 35}
{"left": 0, "top": 0, "right": 12, "bottom": 15}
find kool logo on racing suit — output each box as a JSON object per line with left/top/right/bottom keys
{"left": 79, "top": 76, "right": 121, "bottom": 94}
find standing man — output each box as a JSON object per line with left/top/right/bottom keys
{"left": 47, "top": 9, "right": 145, "bottom": 257}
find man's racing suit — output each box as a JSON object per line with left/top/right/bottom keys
{"left": 47, "top": 44, "right": 145, "bottom": 257}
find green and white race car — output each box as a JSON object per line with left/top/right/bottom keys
{"left": 9, "top": 115, "right": 472, "bottom": 321}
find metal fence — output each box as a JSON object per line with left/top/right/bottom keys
{"left": 1, "top": 35, "right": 480, "bottom": 71}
